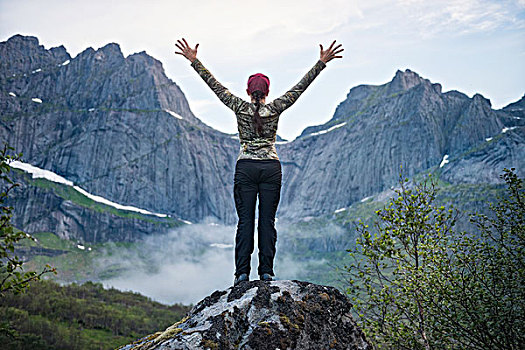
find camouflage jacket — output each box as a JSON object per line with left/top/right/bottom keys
{"left": 191, "top": 58, "right": 326, "bottom": 160}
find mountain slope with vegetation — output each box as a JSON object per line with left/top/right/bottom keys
{"left": 0, "top": 279, "right": 190, "bottom": 350}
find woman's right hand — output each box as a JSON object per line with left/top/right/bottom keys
{"left": 319, "top": 40, "right": 344, "bottom": 63}
{"left": 175, "top": 38, "right": 199, "bottom": 63}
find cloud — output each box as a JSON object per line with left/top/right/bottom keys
{"left": 98, "top": 220, "right": 236, "bottom": 304}
{"left": 395, "top": 0, "right": 525, "bottom": 37}
{"left": 0, "top": 0, "right": 366, "bottom": 62}
{"left": 97, "top": 219, "right": 330, "bottom": 305}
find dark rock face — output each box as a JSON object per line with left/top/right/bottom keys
{"left": 501, "top": 94, "right": 525, "bottom": 126}
{"left": 0, "top": 34, "right": 70, "bottom": 77}
{"left": 1, "top": 35, "right": 239, "bottom": 224}
{"left": 120, "top": 280, "right": 371, "bottom": 350}
{"left": 440, "top": 126, "right": 525, "bottom": 184}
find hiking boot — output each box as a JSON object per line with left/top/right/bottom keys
{"left": 259, "top": 273, "right": 273, "bottom": 281}
{"left": 234, "top": 273, "right": 249, "bottom": 285}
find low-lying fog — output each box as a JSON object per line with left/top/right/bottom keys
{"left": 97, "top": 218, "right": 349, "bottom": 305}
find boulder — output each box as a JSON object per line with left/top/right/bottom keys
{"left": 120, "top": 280, "right": 371, "bottom": 350}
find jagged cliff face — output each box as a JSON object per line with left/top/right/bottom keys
{"left": 1, "top": 35, "right": 239, "bottom": 224}
{"left": 1, "top": 35, "right": 523, "bottom": 235}
{"left": 277, "top": 69, "right": 523, "bottom": 219}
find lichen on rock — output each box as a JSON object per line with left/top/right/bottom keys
{"left": 120, "top": 280, "right": 371, "bottom": 350}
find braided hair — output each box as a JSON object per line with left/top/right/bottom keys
{"left": 251, "top": 90, "right": 265, "bottom": 136}
{"left": 247, "top": 73, "right": 270, "bottom": 137}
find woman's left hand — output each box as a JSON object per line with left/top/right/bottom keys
{"left": 175, "top": 38, "right": 199, "bottom": 63}
{"left": 319, "top": 40, "right": 344, "bottom": 63}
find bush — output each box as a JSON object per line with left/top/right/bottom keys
{"left": 345, "top": 168, "right": 524, "bottom": 349}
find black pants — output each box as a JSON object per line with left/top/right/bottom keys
{"left": 234, "top": 159, "right": 282, "bottom": 277}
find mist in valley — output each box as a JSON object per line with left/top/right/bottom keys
{"left": 96, "top": 218, "right": 349, "bottom": 305}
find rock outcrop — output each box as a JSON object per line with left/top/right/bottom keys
{"left": 120, "top": 280, "right": 371, "bottom": 350}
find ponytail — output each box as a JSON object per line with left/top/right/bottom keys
{"left": 251, "top": 90, "right": 265, "bottom": 136}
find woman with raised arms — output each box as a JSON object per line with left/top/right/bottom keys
{"left": 175, "top": 38, "right": 343, "bottom": 285}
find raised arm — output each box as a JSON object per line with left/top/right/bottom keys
{"left": 270, "top": 40, "right": 344, "bottom": 114}
{"left": 175, "top": 38, "right": 245, "bottom": 113}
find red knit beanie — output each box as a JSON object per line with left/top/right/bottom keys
{"left": 247, "top": 73, "right": 270, "bottom": 95}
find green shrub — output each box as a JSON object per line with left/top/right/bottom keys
{"left": 346, "top": 168, "right": 524, "bottom": 349}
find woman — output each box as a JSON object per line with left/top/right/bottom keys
{"left": 175, "top": 38, "right": 343, "bottom": 285}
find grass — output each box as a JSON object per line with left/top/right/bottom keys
{"left": 18, "top": 231, "right": 76, "bottom": 251}
{"left": 23, "top": 239, "right": 142, "bottom": 282}
{"left": 16, "top": 229, "right": 144, "bottom": 283}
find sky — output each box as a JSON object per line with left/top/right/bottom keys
{"left": 1, "top": 0, "right": 524, "bottom": 140}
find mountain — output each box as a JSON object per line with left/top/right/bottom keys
{"left": 1, "top": 35, "right": 523, "bottom": 241}
{"left": 1, "top": 34, "right": 239, "bottom": 225}
{"left": 276, "top": 69, "right": 523, "bottom": 219}
{"left": 119, "top": 280, "right": 371, "bottom": 350}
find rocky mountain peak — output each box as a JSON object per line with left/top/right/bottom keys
{"left": 472, "top": 92, "right": 492, "bottom": 107}
{"left": 1, "top": 34, "right": 239, "bottom": 224}
{"left": 6, "top": 34, "right": 40, "bottom": 47}
{"left": 120, "top": 280, "right": 371, "bottom": 350}
{"left": 277, "top": 64, "right": 521, "bottom": 219}
{"left": 127, "top": 50, "right": 164, "bottom": 72}
{"left": 96, "top": 42, "right": 124, "bottom": 60}
{"left": 389, "top": 68, "right": 427, "bottom": 93}
{"left": 3, "top": 35, "right": 522, "bottom": 227}
{"left": 500, "top": 94, "right": 525, "bottom": 121}
{"left": 444, "top": 90, "right": 469, "bottom": 100}
{"left": 99, "top": 42, "right": 122, "bottom": 54}
{"left": 300, "top": 68, "right": 442, "bottom": 138}
{"left": 0, "top": 35, "right": 70, "bottom": 76}
{"left": 76, "top": 42, "right": 125, "bottom": 68}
